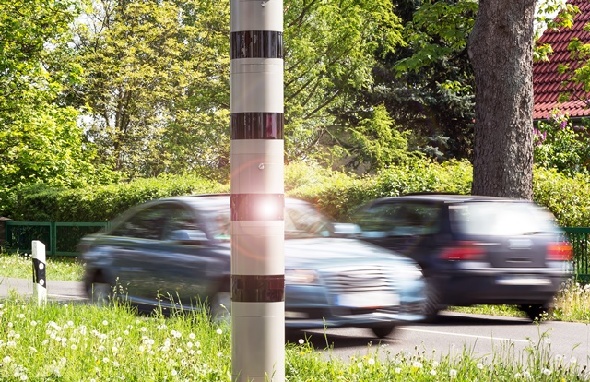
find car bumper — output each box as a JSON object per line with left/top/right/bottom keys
{"left": 434, "top": 268, "right": 570, "bottom": 305}
{"left": 284, "top": 302, "right": 425, "bottom": 329}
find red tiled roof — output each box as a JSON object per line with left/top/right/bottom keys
{"left": 534, "top": 0, "right": 590, "bottom": 120}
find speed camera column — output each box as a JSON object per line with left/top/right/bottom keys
{"left": 229, "top": 0, "right": 285, "bottom": 381}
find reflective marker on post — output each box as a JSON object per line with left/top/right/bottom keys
{"left": 230, "top": 0, "right": 285, "bottom": 381}
{"left": 31, "top": 240, "right": 47, "bottom": 305}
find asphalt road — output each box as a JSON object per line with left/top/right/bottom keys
{"left": 0, "top": 277, "right": 87, "bottom": 303}
{"left": 288, "top": 313, "right": 590, "bottom": 366}
{"left": 3, "top": 277, "right": 590, "bottom": 366}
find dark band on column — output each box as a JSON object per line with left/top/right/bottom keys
{"left": 230, "top": 30, "right": 283, "bottom": 59}
{"left": 231, "top": 194, "right": 284, "bottom": 221}
{"left": 231, "top": 113, "right": 284, "bottom": 139}
{"left": 32, "top": 258, "right": 46, "bottom": 287}
{"left": 232, "top": 274, "right": 285, "bottom": 303}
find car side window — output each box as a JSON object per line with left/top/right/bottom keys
{"left": 357, "top": 203, "right": 440, "bottom": 236}
{"left": 111, "top": 205, "right": 169, "bottom": 240}
{"left": 162, "top": 205, "right": 207, "bottom": 241}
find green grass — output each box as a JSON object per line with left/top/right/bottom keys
{"left": 0, "top": 253, "right": 83, "bottom": 281}
{"left": 0, "top": 296, "right": 587, "bottom": 381}
{"left": 1, "top": 253, "right": 590, "bottom": 380}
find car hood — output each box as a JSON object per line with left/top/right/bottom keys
{"left": 282, "top": 237, "right": 412, "bottom": 269}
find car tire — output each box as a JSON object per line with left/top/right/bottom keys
{"left": 422, "top": 279, "right": 443, "bottom": 322}
{"left": 519, "top": 303, "right": 551, "bottom": 322}
{"left": 86, "top": 276, "right": 114, "bottom": 306}
{"left": 371, "top": 325, "right": 396, "bottom": 339}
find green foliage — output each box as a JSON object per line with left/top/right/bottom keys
{"left": 282, "top": 0, "right": 405, "bottom": 163}
{"left": 329, "top": 104, "right": 418, "bottom": 172}
{"left": 5, "top": 174, "right": 228, "bottom": 221}
{"left": 533, "top": 167, "right": 590, "bottom": 227}
{"left": 287, "top": 159, "right": 473, "bottom": 221}
{"left": 68, "top": 0, "right": 231, "bottom": 178}
{"left": 0, "top": 0, "right": 112, "bottom": 191}
{"left": 534, "top": 112, "right": 590, "bottom": 176}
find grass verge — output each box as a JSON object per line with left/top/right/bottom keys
{"left": 0, "top": 295, "right": 587, "bottom": 381}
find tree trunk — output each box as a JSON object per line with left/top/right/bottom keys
{"left": 467, "top": 0, "right": 536, "bottom": 199}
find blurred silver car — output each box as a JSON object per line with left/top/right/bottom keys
{"left": 79, "top": 195, "right": 426, "bottom": 338}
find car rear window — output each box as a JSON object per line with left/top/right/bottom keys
{"left": 449, "top": 202, "right": 560, "bottom": 236}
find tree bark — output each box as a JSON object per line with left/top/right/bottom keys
{"left": 467, "top": 0, "right": 537, "bottom": 199}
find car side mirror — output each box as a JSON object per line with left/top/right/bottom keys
{"left": 332, "top": 223, "right": 361, "bottom": 238}
{"left": 168, "top": 229, "right": 209, "bottom": 244}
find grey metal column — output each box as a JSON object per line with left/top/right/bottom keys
{"left": 229, "top": 0, "right": 285, "bottom": 381}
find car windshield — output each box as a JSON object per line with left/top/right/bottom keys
{"left": 203, "top": 200, "right": 331, "bottom": 241}
{"left": 450, "top": 202, "right": 560, "bottom": 236}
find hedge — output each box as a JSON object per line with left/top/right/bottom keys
{"left": 1, "top": 159, "right": 589, "bottom": 227}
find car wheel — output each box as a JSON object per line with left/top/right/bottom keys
{"left": 86, "top": 278, "right": 114, "bottom": 306}
{"left": 210, "top": 291, "right": 231, "bottom": 323}
{"left": 371, "top": 325, "right": 396, "bottom": 339}
{"left": 519, "top": 303, "right": 551, "bottom": 322}
{"left": 423, "top": 279, "right": 443, "bottom": 322}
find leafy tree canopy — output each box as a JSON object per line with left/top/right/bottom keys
{"left": 0, "top": 0, "right": 115, "bottom": 191}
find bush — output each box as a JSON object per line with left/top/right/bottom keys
{"left": 533, "top": 167, "right": 590, "bottom": 227}
{"left": 4, "top": 174, "right": 228, "bottom": 221}
{"left": 3, "top": 158, "right": 590, "bottom": 228}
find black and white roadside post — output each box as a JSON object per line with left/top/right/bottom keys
{"left": 230, "top": 0, "right": 285, "bottom": 381}
{"left": 31, "top": 240, "right": 47, "bottom": 305}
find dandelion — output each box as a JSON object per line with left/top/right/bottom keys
{"left": 30, "top": 320, "right": 37, "bottom": 327}
{"left": 449, "top": 369, "right": 457, "bottom": 378}
{"left": 216, "top": 328, "right": 223, "bottom": 335}
{"left": 394, "top": 367, "right": 401, "bottom": 374}
{"left": 367, "top": 358, "right": 375, "bottom": 365}
{"left": 186, "top": 341, "right": 193, "bottom": 349}
{"left": 412, "top": 361, "right": 423, "bottom": 369}
{"left": 102, "top": 320, "right": 108, "bottom": 326}
{"left": 3, "top": 356, "right": 12, "bottom": 364}
{"left": 477, "top": 363, "right": 484, "bottom": 370}
{"left": 189, "top": 333, "right": 196, "bottom": 340}
{"left": 570, "top": 356, "right": 577, "bottom": 365}
{"left": 298, "top": 339, "right": 304, "bottom": 345}
{"left": 171, "top": 330, "right": 182, "bottom": 339}
{"left": 523, "top": 371, "right": 531, "bottom": 379}
{"left": 430, "top": 369, "right": 437, "bottom": 376}
{"left": 542, "top": 368, "right": 551, "bottom": 376}
{"left": 71, "top": 344, "right": 78, "bottom": 351}
{"left": 171, "top": 369, "right": 178, "bottom": 377}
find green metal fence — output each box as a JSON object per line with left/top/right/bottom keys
{"left": 4, "top": 221, "right": 110, "bottom": 257}
{"left": 563, "top": 227, "right": 590, "bottom": 283}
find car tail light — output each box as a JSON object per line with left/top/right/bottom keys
{"left": 440, "top": 241, "right": 485, "bottom": 260}
{"left": 547, "top": 242, "right": 573, "bottom": 261}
